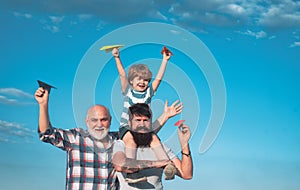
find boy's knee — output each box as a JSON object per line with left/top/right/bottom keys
{"left": 123, "top": 132, "right": 137, "bottom": 148}
{"left": 151, "top": 134, "right": 162, "bottom": 145}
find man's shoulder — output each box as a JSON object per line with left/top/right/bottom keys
{"left": 108, "top": 131, "right": 119, "bottom": 140}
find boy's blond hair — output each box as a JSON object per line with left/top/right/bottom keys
{"left": 128, "top": 64, "right": 152, "bottom": 83}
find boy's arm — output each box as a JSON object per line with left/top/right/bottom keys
{"left": 151, "top": 51, "right": 171, "bottom": 92}
{"left": 152, "top": 100, "right": 183, "bottom": 133}
{"left": 113, "top": 48, "right": 128, "bottom": 93}
{"left": 35, "top": 87, "right": 50, "bottom": 133}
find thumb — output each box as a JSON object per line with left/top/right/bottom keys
{"left": 164, "top": 99, "right": 169, "bottom": 108}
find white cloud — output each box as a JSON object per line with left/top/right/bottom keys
{"left": 13, "top": 12, "right": 32, "bottom": 19}
{"left": 43, "top": 25, "right": 60, "bottom": 33}
{"left": 0, "top": 95, "right": 17, "bottom": 105}
{"left": 269, "top": 35, "right": 276, "bottom": 40}
{"left": 0, "top": 88, "right": 34, "bottom": 105}
{"left": 236, "top": 30, "right": 267, "bottom": 39}
{"left": 49, "top": 15, "right": 64, "bottom": 24}
{"left": 154, "top": 11, "right": 168, "bottom": 21}
{"left": 170, "top": 29, "right": 181, "bottom": 35}
{"left": 5, "top": 0, "right": 300, "bottom": 36}
{"left": 0, "top": 120, "right": 35, "bottom": 143}
{"left": 0, "top": 88, "right": 32, "bottom": 98}
{"left": 258, "top": 0, "right": 300, "bottom": 28}
{"left": 220, "top": 4, "right": 246, "bottom": 16}
{"left": 78, "top": 14, "right": 92, "bottom": 22}
{"left": 289, "top": 41, "right": 300, "bottom": 47}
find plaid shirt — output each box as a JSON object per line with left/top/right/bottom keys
{"left": 39, "top": 125, "right": 119, "bottom": 190}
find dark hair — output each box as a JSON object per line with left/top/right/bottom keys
{"left": 128, "top": 103, "right": 152, "bottom": 121}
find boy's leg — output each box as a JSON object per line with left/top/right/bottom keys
{"left": 122, "top": 130, "right": 137, "bottom": 159}
{"left": 121, "top": 128, "right": 147, "bottom": 183}
{"left": 150, "top": 134, "right": 177, "bottom": 180}
{"left": 150, "top": 134, "right": 169, "bottom": 160}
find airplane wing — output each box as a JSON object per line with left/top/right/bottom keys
{"left": 100, "top": 44, "right": 124, "bottom": 52}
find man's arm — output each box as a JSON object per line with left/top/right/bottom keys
{"left": 151, "top": 51, "right": 171, "bottom": 92}
{"left": 152, "top": 100, "right": 183, "bottom": 133}
{"left": 172, "top": 124, "right": 193, "bottom": 179}
{"left": 35, "top": 87, "right": 50, "bottom": 133}
{"left": 113, "top": 48, "right": 128, "bottom": 93}
{"left": 112, "top": 141, "right": 169, "bottom": 173}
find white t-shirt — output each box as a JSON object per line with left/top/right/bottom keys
{"left": 113, "top": 140, "right": 176, "bottom": 190}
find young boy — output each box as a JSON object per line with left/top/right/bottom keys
{"left": 112, "top": 46, "right": 173, "bottom": 162}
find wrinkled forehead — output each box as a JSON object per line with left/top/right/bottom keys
{"left": 87, "top": 106, "right": 110, "bottom": 119}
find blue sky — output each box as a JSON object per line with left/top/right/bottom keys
{"left": 0, "top": 0, "right": 300, "bottom": 189}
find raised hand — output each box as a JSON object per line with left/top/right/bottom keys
{"left": 34, "top": 87, "right": 49, "bottom": 106}
{"left": 164, "top": 100, "right": 183, "bottom": 119}
{"left": 177, "top": 124, "right": 191, "bottom": 148}
{"left": 112, "top": 47, "right": 120, "bottom": 58}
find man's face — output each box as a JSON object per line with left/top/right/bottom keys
{"left": 86, "top": 106, "right": 111, "bottom": 141}
{"left": 130, "top": 114, "right": 152, "bottom": 133}
{"left": 129, "top": 114, "right": 153, "bottom": 147}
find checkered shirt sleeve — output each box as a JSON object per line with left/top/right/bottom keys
{"left": 39, "top": 125, "right": 119, "bottom": 190}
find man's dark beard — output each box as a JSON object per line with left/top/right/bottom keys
{"left": 130, "top": 131, "right": 153, "bottom": 147}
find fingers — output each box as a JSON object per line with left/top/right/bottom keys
{"left": 163, "top": 53, "right": 171, "bottom": 60}
{"left": 164, "top": 99, "right": 169, "bottom": 109}
{"left": 172, "top": 100, "right": 183, "bottom": 113}
{"left": 180, "top": 124, "right": 190, "bottom": 134}
{"left": 35, "top": 87, "right": 46, "bottom": 97}
{"left": 112, "top": 48, "right": 119, "bottom": 57}
{"left": 170, "top": 100, "right": 179, "bottom": 107}
{"left": 177, "top": 124, "right": 190, "bottom": 136}
{"left": 34, "top": 87, "right": 49, "bottom": 105}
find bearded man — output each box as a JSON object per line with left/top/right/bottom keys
{"left": 112, "top": 103, "right": 193, "bottom": 190}
{"left": 35, "top": 85, "right": 183, "bottom": 190}
{"left": 35, "top": 86, "right": 119, "bottom": 190}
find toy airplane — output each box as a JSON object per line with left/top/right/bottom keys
{"left": 161, "top": 46, "right": 173, "bottom": 56}
{"left": 174, "top": 120, "right": 185, "bottom": 127}
{"left": 100, "top": 44, "right": 124, "bottom": 52}
{"left": 37, "top": 80, "right": 56, "bottom": 93}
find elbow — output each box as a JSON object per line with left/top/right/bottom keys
{"left": 112, "top": 159, "right": 127, "bottom": 172}
{"left": 112, "top": 154, "right": 126, "bottom": 172}
{"left": 114, "top": 165, "right": 124, "bottom": 172}
{"left": 182, "top": 175, "right": 193, "bottom": 180}
{"left": 181, "top": 174, "right": 193, "bottom": 180}
{"left": 180, "top": 172, "right": 193, "bottom": 180}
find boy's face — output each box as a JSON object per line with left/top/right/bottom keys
{"left": 130, "top": 76, "right": 150, "bottom": 92}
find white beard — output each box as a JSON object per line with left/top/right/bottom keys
{"left": 88, "top": 127, "right": 109, "bottom": 141}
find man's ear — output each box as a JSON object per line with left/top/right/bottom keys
{"left": 128, "top": 119, "right": 131, "bottom": 127}
{"left": 85, "top": 117, "right": 89, "bottom": 125}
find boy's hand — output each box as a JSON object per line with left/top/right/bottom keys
{"left": 112, "top": 47, "right": 120, "bottom": 58}
{"left": 161, "top": 46, "right": 173, "bottom": 61}
{"left": 164, "top": 100, "right": 183, "bottom": 119}
{"left": 163, "top": 52, "right": 171, "bottom": 61}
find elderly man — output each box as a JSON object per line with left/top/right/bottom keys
{"left": 112, "top": 103, "right": 193, "bottom": 190}
{"left": 35, "top": 86, "right": 119, "bottom": 190}
{"left": 35, "top": 84, "right": 183, "bottom": 190}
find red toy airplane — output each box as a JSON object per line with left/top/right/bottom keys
{"left": 161, "top": 46, "right": 173, "bottom": 56}
{"left": 174, "top": 120, "right": 185, "bottom": 127}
